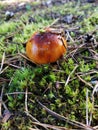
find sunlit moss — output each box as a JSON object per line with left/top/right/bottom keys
{"left": 0, "top": 1, "right": 98, "bottom": 129}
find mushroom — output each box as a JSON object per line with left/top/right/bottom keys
{"left": 26, "top": 28, "right": 67, "bottom": 64}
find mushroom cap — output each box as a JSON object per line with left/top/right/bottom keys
{"left": 26, "top": 29, "right": 67, "bottom": 64}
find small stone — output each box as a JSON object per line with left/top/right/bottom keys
{"left": 5, "top": 11, "right": 14, "bottom": 20}
{"left": 18, "top": 2, "right": 25, "bottom": 7}
{"left": 29, "top": 17, "right": 36, "bottom": 23}
{"left": 87, "top": 0, "right": 95, "bottom": 3}
{"left": 62, "top": 14, "right": 73, "bottom": 24}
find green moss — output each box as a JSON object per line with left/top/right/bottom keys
{"left": 2, "top": 121, "right": 11, "bottom": 130}
{"left": 0, "top": 22, "right": 17, "bottom": 35}
{"left": 0, "top": 1, "right": 98, "bottom": 129}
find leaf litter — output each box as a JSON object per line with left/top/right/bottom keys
{"left": 0, "top": 0, "right": 98, "bottom": 129}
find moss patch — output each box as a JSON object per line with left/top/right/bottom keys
{"left": 0, "top": 0, "right": 98, "bottom": 129}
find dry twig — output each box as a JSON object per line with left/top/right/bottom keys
{"left": 28, "top": 127, "right": 40, "bottom": 130}
{"left": 0, "top": 86, "right": 4, "bottom": 117}
{"left": 25, "top": 111, "right": 49, "bottom": 130}
{"left": 5, "top": 92, "right": 32, "bottom": 95}
{"left": 31, "top": 122, "right": 70, "bottom": 130}
{"left": 34, "top": 99, "right": 95, "bottom": 130}
{"left": 86, "top": 88, "right": 89, "bottom": 126}
{"left": 25, "top": 87, "right": 28, "bottom": 112}
{"left": 77, "top": 74, "right": 93, "bottom": 88}
{"left": 0, "top": 52, "right": 5, "bottom": 74}
{"left": 66, "top": 30, "right": 75, "bottom": 43}
{"left": 65, "top": 65, "right": 78, "bottom": 87}
{"left": 0, "top": 66, "right": 9, "bottom": 75}
{"left": 24, "top": 92, "right": 48, "bottom": 130}
{"left": 89, "top": 82, "right": 98, "bottom": 126}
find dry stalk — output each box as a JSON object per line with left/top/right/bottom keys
{"left": 77, "top": 74, "right": 93, "bottom": 88}
{"left": 19, "top": 53, "right": 36, "bottom": 64}
{"left": 0, "top": 66, "right": 9, "bottom": 75}
{"left": 28, "top": 127, "right": 40, "bottom": 130}
{"left": 92, "top": 82, "right": 98, "bottom": 96}
{"left": 0, "top": 78, "right": 10, "bottom": 84}
{"left": 5, "top": 55, "right": 20, "bottom": 63}
{"left": 86, "top": 88, "right": 89, "bottom": 126}
{"left": 24, "top": 93, "right": 48, "bottom": 130}
{"left": 0, "top": 54, "right": 22, "bottom": 69}
{"left": 5, "top": 92, "right": 32, "bottom": 95}
{"left": 0, "top": 86, "right": 4, "bottom": 117}
{"left": 93, "top": 125, "right": 98, "bottom": 129}
{"left": 31, "top": 122, "right": 70, "bottom": 130}
{"left": 89, "top": 82, "right": 98, "bottom": 126}
{"left": 66, "top": 42, "right": 86, "bottom": 58}
{"left": 65, "top": 65, "right": 78, "bottom": 87}
{"left": 0, "top": 52, "right": 5, "bottom": 74}
{"left": 66, "top": 30, "right": 75, "bottom": 43}
{"left": 25, "top": 87, "right": 28, "bottom": 112}
{"left": 48, "top": 18, "right": 60, "bottom": 28}
{"left": 24, "top": 88, "right": 39, "bottom": 123}
{"left": 1, "top": 99, "right": 12, "bottom": 123}
{"left": 9, "top": 63, "right": 21, "bottom": 69}
{"left": 35, "top": 99, "right": 95, "bottom": 130}
{"left": 76, "top": 70, "right": 98, "bottom": 76}
{"left": 25, "top": 111, "right": 40, "bottom": 123}
{"left": 8, "top": 72, "right": 15, "bottom": 86}
{"left": 25, "top": 111, "right": 49, "bottom": 130}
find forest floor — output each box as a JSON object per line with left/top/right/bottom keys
{"left": 0, "top": 0, "right": 98, "bottom": 130}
